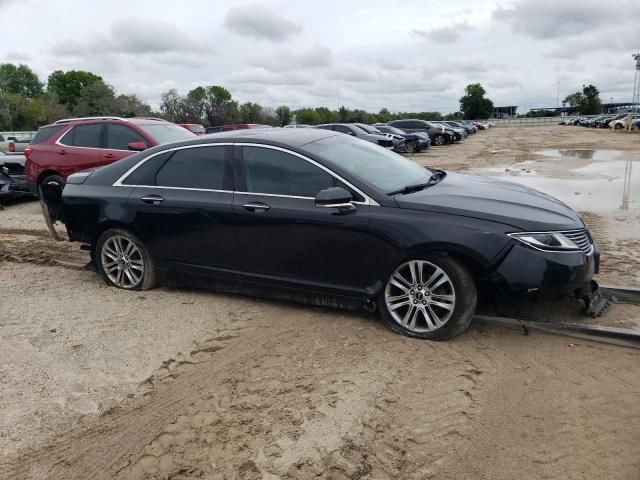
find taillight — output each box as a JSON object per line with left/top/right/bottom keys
{"left": 24, "top": 147, "right": 32, "bottom": 160}
{"left": 8, "top": 141, "right": 15, "bottom": 152}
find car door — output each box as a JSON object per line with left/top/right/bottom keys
{"left": 55, "top": 123, "right": 104, "bottom": 177}
{"left": 232, "top": 144, "right": 374, "bottom": 298}
{"left": 126, "top": 144, "right": 240, "bottom": 285}
{"left": 103, "top": 123, "right": 151, "bottom": 164}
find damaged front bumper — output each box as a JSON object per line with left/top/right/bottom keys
{"left": 0, "top": 168, "right": 31, "bottom": 199}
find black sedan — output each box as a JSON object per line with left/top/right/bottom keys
{"left": 373, "top": 125, "right": 430, "bottom": 153}
{"left": 50, "top": 129, "right": 599, "bottom": 340}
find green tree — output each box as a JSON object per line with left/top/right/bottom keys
{"left": 160, "top": 88, "right": 184, "bottom": 122}
{"left": 459, "top": 83, "right": 494, "bottom": 120}
{"left": 0, "top": 63, "right": 43, "bottom": 98}
{"left": 47, "top": 70, "right": 104, "bottom": 110}
{"left": 239, "top": 102, "right": 263, "bottom": 123}
{"left": 204, "top": 86, "right": 234, "bottom": 126}
{"left": 563, "top": 85, "right": 602, "bottom": 115}
{"left": 71, "top": 80, "right": 117, "bottom": 116}
{"left": 114, "top": 94, "right": 153, "bottom": 118}
{"left": 184, "top": 87, "right": 206, "bottom": 123}
{"left": 294, "top": 108, "right": 319, "bottom": 125}
{"left": 275, "top": 105, "right": 291, "bottom": 126}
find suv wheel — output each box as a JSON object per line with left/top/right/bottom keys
{"left": 433, "top": 134, "right": 445, "bottom": 146}
{"left": 378, "top": 255, "right": 477, "bottom": 340}
{"left": 96, "top": 228, "right": 156, "bottom": 291}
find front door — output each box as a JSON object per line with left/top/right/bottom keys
{"left": 232, "top": 145, "right": 374, "bottom": 298}
{"left": 103, "top": 123, "right": 150, "bottom": 165}
{"left": 127, "top": 144, "right": 240, "bottom": 284}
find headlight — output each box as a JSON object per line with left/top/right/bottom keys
{"left": 508, "top": 232, "right": 580, "bottom": 251}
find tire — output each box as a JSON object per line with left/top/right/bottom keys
{"left": 40, "top": 173, "right": 65, "bottom": 190}
{"left": 404, "top": 141, "right": 416, "bottom": 154}
{"left": 614, "top": 123, "right": 623, "bottom": 130}
{"left": 433, "top": 134, "right": 445, "bottom": 146}
{"left": 378, "top": 255, "right": 477, "bottom": 340}
{"left": 96, "top": 228, "right": 156, "bottom": 291}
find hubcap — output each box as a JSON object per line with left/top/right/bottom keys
{"left": 101, "top": 235, "right": 144, "bottom": 289}
{"left": 384, "top": 260, "right": 456, "bottom": 333}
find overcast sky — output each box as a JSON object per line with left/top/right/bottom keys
{"left": 1, "top": 0, "right": 639, "bottom": 113}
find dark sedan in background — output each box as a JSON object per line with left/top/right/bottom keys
{"left": 43, "top": 129, "right": 601, "bottom": 341}
{"left": 387, "top": 119, "right": 455, "bottom": 146}
{"left": 372, "top": 124, "right": 430, "bottom": 153}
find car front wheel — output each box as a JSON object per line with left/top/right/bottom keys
{"left": 378, "top": 255, "right": 477, "bottom": 340}
{"left": 433, "top": 134, "right": 445, "bottom": 146}
{"left": 404, "top": 141, "right": 416, "bottom": 153}
{"left": 96, "top": 228, "right": 156, "bottom": 290}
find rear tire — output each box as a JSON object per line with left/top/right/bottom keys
{"left": 614, "top": 123, "right": 623, "bottom": 130}
{"left": 96, "top": 228, "right": 156, "bottom": 291}
{"left": 378, "top": 255, "right": 477, "bottom": 340}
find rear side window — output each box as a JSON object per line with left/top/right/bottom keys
{"left": 106, "top": 124, "right": 147, "bottom": 150}
{"left": 242, "top": 146, "right": 346, "bottom": 198}
{"left": 155, "top": 146, "right": 230, "bottom": 190}
{"left": 122, "top": 151, "right": 174, "bottom": 186}
{"left": 60, "top": 124, "right": 103, "bottom": 148}
{"left": 31, "top": 125, "right": 65, "bottom": 144}
{"left": 334, "top": 125, "right": 351, "bottom": 134}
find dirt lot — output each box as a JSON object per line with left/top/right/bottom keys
{"left": 1, "top": 126, "right": 639, "bottom": 479}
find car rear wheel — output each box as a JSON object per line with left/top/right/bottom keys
{"left": 96, "top": 228, "right": 156, "bottom": 291}
{"left": 404, "top": 141, "right": 416, "bottom": 154}
{"left": 433, "top": 134, "right": 445, "bottom": 146}
{"left": 378, "top": 255, "right": 477, "bottom": 340}
{"left": 614, "top": 123, "right": 623, "bottom": 130}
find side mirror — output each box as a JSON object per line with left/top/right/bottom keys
{"left": 345, "top": 131, "right": 355, "bottom": 136}
{"left": 315, "top": 187, "right": 356, "bottom": 211}
{"left": 128, "top": 141, "right": 148, "bottom": 151}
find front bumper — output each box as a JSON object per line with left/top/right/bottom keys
{"left": 493, "top": 242, "right": 599, "bottom": 298}
{"left": 0, "top": 171, "right": 32, "bottom": 199}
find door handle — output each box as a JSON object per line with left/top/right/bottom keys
{"left": 103, "top": 153, "right": 115, "bottom": 159}
{"left": 57, "top": 149, "right": 67, "bottom": 155}
{"left": 242, "top": 202, "right": 270, "bottom": 212}
{"left": 141, "top": 194, "right": 164, "bottom": 205}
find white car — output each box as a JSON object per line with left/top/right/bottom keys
{"left": 611, "top": 114, "right": 639, "bottom": 129}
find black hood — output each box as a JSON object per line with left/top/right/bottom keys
{"left": 394, "top": 173, "right": 584, "bottom": 231}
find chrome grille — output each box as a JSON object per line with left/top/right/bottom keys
{"left": 562, "top": 229, "right": 593, "bottom": 254}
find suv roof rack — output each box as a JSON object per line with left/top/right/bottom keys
{"left": 54, "top": 116, "right": 125, "bottom": 124}
{"left": 135, "top": 117, "right": 167, "bottom": 122}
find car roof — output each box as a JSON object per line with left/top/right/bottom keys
{"left": 192, "top": 127, "right": 340, "bottom": 148}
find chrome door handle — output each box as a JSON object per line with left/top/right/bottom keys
{"left": 141, "top": 195, "right": 164, "bottom": 205}
{"left": 242, "top": 202, "right": 270, "bottom": 212}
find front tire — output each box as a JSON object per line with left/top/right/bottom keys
{"left": 378, "top": 255, "right": 477, "bottom": 340}
{"left": 433, "top": 134, "right": 445, "bottom": 146}
{"left": 96, "top": 228, "right": 156, "bottom": 291}
{"left": 404, "top": 141, "right": 416, "bottom": 154}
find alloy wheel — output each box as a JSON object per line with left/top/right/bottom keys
{"left": 384, "top": 259, "right": 456, "bottom": 333}
{"left": 101, "top": 235, "right": 145, "bottom": 289}
{"left": 434, "top": 135, "right": 445, "bottom": 146}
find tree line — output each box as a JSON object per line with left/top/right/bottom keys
{"left": 0, "top": 62, "right": 497, "bottom": 131}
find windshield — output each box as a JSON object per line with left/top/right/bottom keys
{"left": 187, "top": 124, "right": 205, "bottom": 133}
{"left": 302, "top": 135, "right": 433, "bottom": 193}
{"left": 356, "top": 124, "right": 381, "bottom": 134}
{"left": 139, "top": 123, "right": 197, "bottom": 144}
{"left": 382, "top": 126, "right": 405, "bottom": 135}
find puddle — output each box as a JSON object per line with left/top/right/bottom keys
{"left": 536, "top": 149, "right": 638, "bottom": 161}
{"left": 479, "top": 158, "right": 638, "bottom": 212}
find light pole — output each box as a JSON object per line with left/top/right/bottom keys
{"left": 633, "top": 53, "right": 640, "bottom": 114}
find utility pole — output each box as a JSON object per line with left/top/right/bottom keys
{"left": 556, "top": 80, "right": 560, "bottom": 108}
{"left": 633, "top": 53, "right": 640, "bottom": 114}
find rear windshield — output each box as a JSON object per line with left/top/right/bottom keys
{"left": 138, "top": 123, "right": 196, "bottom": 144}
{"left": 31, "top": 125, "right": 65, "bottom": 144}
{"left": 187, "top": 125, "right": 205, "bottom": 134}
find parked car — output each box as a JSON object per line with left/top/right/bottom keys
{"left": 388, "top": 119, "right": 454, "bottom": 146}
{"left": 178, "top": 123, "right": 206, "bottom": 135}
{"left": 0, "top": 151, "right": 29, "bottom": 198}
{"left": 352, "top": 123, "right": 407, "bottom": 152}
{"left": 0, "top": 133, "right": 31, "bottom": 154}
{"left": 206, "top": 124, "right": 273, "bottom": 134}
{"left": 611, "top": 114, "right": 640, "bottom": 130}
{"left": 372, "top": 124, "right": 430, "bottom": 153}
{"left": 284, "top": 124, "right": 311, "bottom": 128}
{"left": 24, "top": 116, "right": 196, "bottom": 194}
{"left": 432, "top": 122, "right": 465, "bottom": 141}
{"left": 443, "top": 121, "right": 476, "bottom": 134}
{"left": 48, "top": 129, "right": 600, "bottom": 340}
{"left": 315, "top": 123, "right": 395, "bottom": 148}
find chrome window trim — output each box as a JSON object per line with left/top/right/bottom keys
{"left": 113, "top": 142, "right": 379, "bottom": 206}
{"left": 55, "top": 125, "right": 103, "bottom": 150}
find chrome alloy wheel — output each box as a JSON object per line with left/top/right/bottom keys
{"left": 384, "top": 260, "right": 456, "bottom": 333}
{"left": 101, "top": 235, "right": 145, "bottom": 289}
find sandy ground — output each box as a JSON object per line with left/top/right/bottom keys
{"left": 0, "top": 126, "right": 639, "bottom": 479}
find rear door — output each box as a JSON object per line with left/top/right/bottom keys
{"left": 55, "top": 123, "right": 104, "bottom": 178}
{"left": 126, "top": 144, "right": 240, "bottom": 284}
{"left": 103, "top": 123, "right": 151, "bottom": 164}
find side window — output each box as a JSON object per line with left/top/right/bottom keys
{"left": 107, "top": 124, "right": 147, "bottom": 150}
{"left": 154, "top": 146, "right": 230, "bottom": 190}
{"left": 334, "top": 125, "right": 351, "bottom": 134}
{"left": 66, "top": 124, "right": 103, "bottom": 148}
{"left": 243, "top": 147, "right": 347, "bottom": 198}
{"left": 316, "top": 125, "right": 333, "bottom": 131}
{"left": 122, "top": 151, "right": 174, "bottom": 186}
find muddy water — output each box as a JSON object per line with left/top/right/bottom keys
{"left": 477, "top": 149, "right": 639, "bottom": 212}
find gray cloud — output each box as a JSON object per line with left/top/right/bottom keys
{"left": 52, "top": 19, "right": 208, "bottom": 57}
{"left": 413, "top": 22, "right": 476, "bottom": 43}
{"left": 249, "top": 44, "right": 331, "bottom": 72}
{"left": 224, "top": 4, "right": 302, "bottom": 42}
{"left": 227, "top": 68, "right": 315, "bottom": 86}
{"left": 492, "top": 0, "right": 635, "bottom": 39}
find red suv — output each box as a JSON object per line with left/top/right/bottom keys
{"left": 25, "top": 116, "right": 196, "bottom": 193}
